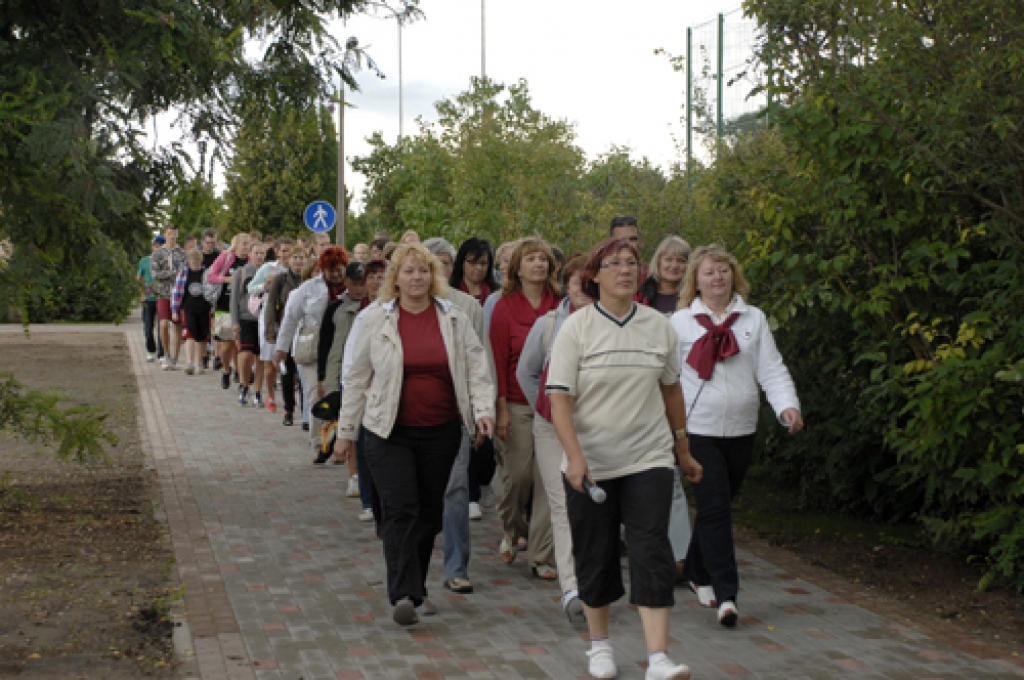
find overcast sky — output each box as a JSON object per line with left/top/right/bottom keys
{"left": 166, "top": 0, "right": 744, "bottom": 213}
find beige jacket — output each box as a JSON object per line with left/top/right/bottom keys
{"left": 338, "top": 296, "right": 496, "bottom": 441}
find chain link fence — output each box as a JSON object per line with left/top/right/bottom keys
{"left": 684, "top": 8, "right": 769, "bottom": 173}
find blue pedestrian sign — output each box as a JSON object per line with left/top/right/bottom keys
{"left": 303, "top": 201, "right": 336, "bottom": 234}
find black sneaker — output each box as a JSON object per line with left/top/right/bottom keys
{"left": 221, "top": 372, "right": 230, "bottom": 389}
{"left": 238, "top": 385, "right": 248, "bottom": 406}
{"left": 213, "top": 356, "right": 223, "bottom": 370}
{"left": 233, "top": 369, "right": 239, "bottom": 383}
{"left": 253, "top": 391, "right": 263, "bottom": 408}
{"left": 201, "top": 355, "right": 210, "bottom": 369}
{"left": 301, "top": 422, "right": 310, "bottom": 431}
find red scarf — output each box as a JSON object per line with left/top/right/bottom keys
{"left": 459, "top": 280, "right": 492, "bottom": 304}
{"left": 686, "top": 313, "right": 740, "bottom": 380}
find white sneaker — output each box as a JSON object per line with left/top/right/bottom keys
{"left": 645, "top": 655, "right": 691, "bottom": 680}
{"left": 167, "top": 357, "right": 179, "bottom": 370}
{"left": 161, "top": 357, "right": 172, "bottom": 371}
{"left": 347, "top": 476, "right": 360, "bottom": 498}
{"left": 146, "top": 353, "right": 156, "bottom": 363}
{"left": 357, "top": 508, "right": 374, "bottom": 522}
{"left": 586, "top": 646, "right": 617, "bottom": 679}
{"left": 689, "top": 582, "right": 717, "bottom": 608}
{"left": 468, "top": 502, "right": 483, "bottom": 520}
{"left": 718, "top": 601, "right": 739, "bottom": 627}
{"left": 184, "top": 363, "right": 195, "bottom": 376}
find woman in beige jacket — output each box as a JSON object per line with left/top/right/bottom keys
{"left": 334, "top": 242, "right": 496, "bottom": 627}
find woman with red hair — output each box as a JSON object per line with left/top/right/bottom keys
{"left": 275, "top": 246, "right": 349, "bottom": 456}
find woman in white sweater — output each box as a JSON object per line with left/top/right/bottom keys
{"left": 670, "top": 245, "right": 803, "bottom": 628}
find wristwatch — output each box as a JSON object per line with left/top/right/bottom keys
{"left": 673, "top": 427, "right": 688, "bottom": 440}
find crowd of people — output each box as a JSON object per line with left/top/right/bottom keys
{"left": 137, "top": 218, "right": 803, "bottom": 680}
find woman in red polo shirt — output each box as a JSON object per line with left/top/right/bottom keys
{"left": 489, "top": 236, "right": 561, "bottom": 579}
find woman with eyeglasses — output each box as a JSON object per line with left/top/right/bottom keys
{"left": 639, "top": 236, "right": 692, "bottom": 316}
{"left": 450, "top": 238, "right": 498, "bottom": 305}
{"left": 638, "top": 235, "right": 695, "bottom": 584}
{"left": 547, "top": 237, "right": 702, "bottom": 680}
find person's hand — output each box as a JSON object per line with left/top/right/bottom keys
{"left": 334, "top": 438, "right": 354, "bottom": 464}
{"left": 679, "top": 450, "right": 703, "bottom": 484}
{"left": 473, "top": 417, "right": 495, "bottom": 447}
{"left": 781, "top": 408, "right": 804, "bottom": 434}
{"left": 223, "top": 275, "right": 233, "bottom": 283}
{"left": 317, "top": 381, "right": 325, "bottom": 399}
{"left": 171, "top": 311, "right": 179, "bottom": 323}
{"left": 232, "top": 325, "right": 241, "bottom": 335}
{"left": 496, "top": 407, "right": 511, "bottom": 440}
{"left": 273, "top": 349, "right": 287, "bottom": 365}
{"left": 565, "top": 455, "right": 591, "bottom": 495}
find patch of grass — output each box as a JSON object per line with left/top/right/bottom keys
{"left": 731, "top": 466, "right": 929, "bottom": 549}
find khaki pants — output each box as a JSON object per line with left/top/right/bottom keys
{"left": 498, "top": 402, "right": 553, "bottom": 568}
{"left": 533, "top": 415, "right": 577, "bottom": 593}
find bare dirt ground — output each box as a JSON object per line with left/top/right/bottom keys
{"left": 0, "top": 330, "right": 180, "bottom": 678}
{"left": 733, "top": 475, "right": 1024, "bottom": 662}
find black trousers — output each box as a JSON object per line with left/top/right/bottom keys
{"left": 364, "top": 420, "right": 461, "bottom": 606}
{"left": 682, "top": 434, "right": 755, "bottom": 605}
{"left": 565, "top": 466, "right": 675, "bottom": 608}
{"left": 467, "top": 438, "right": 497, "bottom": 503}
{"left": 280, "top": 354, "right": 299, "bottom": 415}
{"left": 142, "top": 300, "right": 162, "bottom": 355}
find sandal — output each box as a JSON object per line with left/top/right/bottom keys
{"left": 443, "top": 578, "right": 474, "bottom": 594}
{"left": 499, "top": 536, "right": 517, "bottom": 565}
{"left": 532, "top": 565, "right": 558, "bottom": 581}
{"left": 282, "top": 412, "right": 294, "bottom": 426}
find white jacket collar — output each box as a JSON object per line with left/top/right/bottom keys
{"left": 381, "top": 296, "right": 453, "bottom": 314}
{"left": 690, "top": 294, "right": 748, "bottom": 322}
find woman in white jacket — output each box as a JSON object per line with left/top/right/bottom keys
{"left": 274, "top": 247, "right": 349, "bottom": 452}
{"left": 334, "top": 243, "right": 496, "bottom": 627}
{"left": 670, "top": 245, "right": 803, "bottom": 628}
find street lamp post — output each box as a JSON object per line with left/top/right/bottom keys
{"left": 336, "top": 83, "right": 346, "bottom": 246}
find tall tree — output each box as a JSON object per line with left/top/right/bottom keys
{"left": 1, "top": 0, "right": 417, "bottom": 320}
{"left": 224, "top": 105, "right": 339, "bottom": 238}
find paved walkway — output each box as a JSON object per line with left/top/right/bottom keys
{"left": 109, "top": 325, "right": 1024, "bottom": 680}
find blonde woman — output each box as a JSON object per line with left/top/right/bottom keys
{"left": 334, "top": 243, "right": 495, "bottom": 627}
{"left": 671, "top": 245, "right": 803, "bottom": 627}
{"left": 639, "top": 236, "right": 692, "bottom": 315}
{"left": 489, "top": 237, "right": 561, "bottom": 578}
{"left": 206, "top": 233, "right": 250, "bottom": 389}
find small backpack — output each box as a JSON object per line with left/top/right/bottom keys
{"left": 202, "top": 252, "right": 234, "bottom": 305}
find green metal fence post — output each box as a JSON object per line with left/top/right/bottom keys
{"left": 716, "top": 13, "right": 724, "bottom": 142}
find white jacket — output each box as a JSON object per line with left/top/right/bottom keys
{"left": 338, "top": 297, "right": 496, "bottom": 441}
{"left": 670, "top": 296, "right": 800, "bottom": 437}
{"left": 276, "top": 275, "right": 330, "bottom": 358}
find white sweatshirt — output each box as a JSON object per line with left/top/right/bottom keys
{"left": 670, "top": 295, "right": 800, "bottom": 437}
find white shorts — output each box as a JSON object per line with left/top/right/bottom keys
{"left": 258, "top": 312, "right": 276, "bottom": 361}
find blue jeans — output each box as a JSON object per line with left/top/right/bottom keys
{"left": 442, "top": 428, "right": 472, "bottom": 581}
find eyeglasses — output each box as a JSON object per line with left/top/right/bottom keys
{"left": 599, "top": 259, "right": 639, "bottom": 270}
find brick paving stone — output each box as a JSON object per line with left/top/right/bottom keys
{"left": 108, "top": 325, "right": 1024, "bottom": 680}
